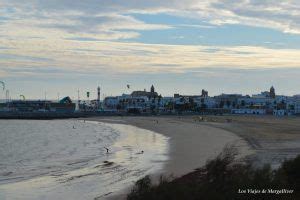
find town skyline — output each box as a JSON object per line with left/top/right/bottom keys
{"left": 1, "top": 1, "right": 300, "bottom": 99}
{"left": 1, "top": 82, "right": 300, "bottom": 101}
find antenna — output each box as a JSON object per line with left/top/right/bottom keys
{"left": 98, "top": 87, "right": 101, "bottom": 99}
{"left": 5, "top": 90, "right": 9, "bottom": 102}
{"left": 77, "top": 89, "right": 80, "bottom": 102}
{"left": 97, "top": 86, "right": 101, "bottom": 109}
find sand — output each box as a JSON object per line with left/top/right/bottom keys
{"left": 199, "top": 115, "right": 300, "bottom": 168}
{"left": 89, "top": 116, "right": 252, "bottom": 177}
{"left": 88, "top": 115, "right": 300, "bottom": 199}
{"left": 90, "top": 115, "right": 300, "bottom": 172}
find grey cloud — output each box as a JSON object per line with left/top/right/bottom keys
{"left": 0, "top": 1, "right": 173, "bottom": 40}
{"left": 0, "top": 53, "right": 53, "bottom": 62}
{"left": 1, "top": 0, "right": 300, "bottom": 40}
{"left": 211, "top": 0, "right": 300, "bottom": 33}
{"left": 64, "top": 37, "right": 102, "bottom": 41}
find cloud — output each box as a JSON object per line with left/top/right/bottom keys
{"left": 40, "top": 14, "right": 172, "bottom": 34}
{"left": 1, "top": 0, "right": 300, "bottom": 37}
{"left": 0, "top": 1, "right": 172, "bottom": 41}
{"left": 177, "top": 24, "right": 215, "bottom": 29}
{"left": 209, "top": 0, "right": 300, "bottom": 34}
{"left": 1, "top": 36, "right": 300, "bottom": 78}
{"left": 1, "top": 1, "right": 300, "bottom": 79}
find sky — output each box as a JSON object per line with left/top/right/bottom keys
{"left": 1, "top": 0, "right": 300, "bottom": 100}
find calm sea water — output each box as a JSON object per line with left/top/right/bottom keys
{"left": 0, "top": 120, "right": 169, "bottom": 200}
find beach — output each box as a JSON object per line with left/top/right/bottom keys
{"left": 1, "top": 115, "right": 299, "bottom": 200}
{"left": 96, "top": 115, "right": 300, "bottom": 169}
{"left": 88, "top": 115, "right": 253, "bottom": 199}
{"left": 201, "top": 115, "right": 300, "bottom": 167}
{"left": 90, "top": 115, "right": 300, "bottom": 199}
{"left": 91, "top": 116, "right": 252, "bottom": 178}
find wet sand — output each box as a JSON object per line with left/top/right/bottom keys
{"left": 89, "top": 116, "right": 252, "bottom": 177}
{"left": 89, "top": 115, "right": 300, "bottom": 199}
{"left": 2, "top": 116, "right": 298, "bottom": 199}
{"left": 88, "top": 116, "right": 252, "bottom": 199}
{"left": 94, "top": 115, "right": 300, "bottom": 169}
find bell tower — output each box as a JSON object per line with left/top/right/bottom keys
{"left": 151, "top": 85, "right": 155, "bottom": 93}
{"left": 270, "top": 86, "right": 275, "bottom": 98}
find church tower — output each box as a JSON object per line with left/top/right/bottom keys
{"left": 151, "top": 85, "right": 155, "bottom": 93}
{"left": 270, "top": 86, "right": 275, "bottom": 98}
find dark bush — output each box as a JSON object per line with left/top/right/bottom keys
{"left": 127, "top": 147, "right": 300, "bottom": 200}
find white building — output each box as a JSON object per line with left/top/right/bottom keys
{"left": 121, "top": 96, "right": 149, "bottom": 112}
{"left": 103, "top": 96, "right": 119, "bottom": 111}
{"left": 275, "top": 95, "right": 288, "bottom": 104}
{"left": 194, "top": 97, "right": 217, "bottom": 109}
{"left": 104, "top": 94, "right": 150, "bottom": 112}
{"left": 237, "top": 97, "right": 274, "bottom": 108}
{"left": 273, "top": 109, "right": 286, "bottom": 116}
{"left": 252, "top": 91, "right": 270, "bottom": 98}
{"left": 159, "top": 97, "right": 174, "bottom": 112}
{"left": 232, "top": 108, "right": 266, "bottom": 115}
{"left": 293, "top": 99, "right": 300, "bottom": 114}
{"left": 285, "top": 96, "right": 300, "bottom": 115}
{"left": 174, "top": 96, "right": 189, "bottom": 105}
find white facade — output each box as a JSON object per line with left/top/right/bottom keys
{"left": 273, "top": 109, "right": 286, "bottom": 116}
{"left": 158, "top": 97, "right": 174, "bottom": 111}
{"left": 286, "top": 96, "right": 300, "bottom": 114}
{"left": 237, "top": 97, "right": 273, "bottom": 108}
{"left": 103, "top": 91, "right": 300, "bottom": 116}
{"left": 103, "top": 97, "right": 119, "bottom": 111}
{"left": 104, "top": 95, "right": 149, "bottom": 112}
{"left": 122, "top": 96, "right": 148, "bottom": 112}
{"left": 174, "top": 97, "right": 189, "bottom": 105}
{"left": 295, "top": 102, "right": 300, "bottom": 114}
{"left": 160, "top": 97, "right": 174, "bottom": 106}
{"left": 194, "top": 97, "right": 217, "bottom": 109}
{"left": 252, "top": 91, "right": 270, "bottom": 98}
{"left": 232, "top": 108, "right": 266, "bottom": 115}
{"left": 275, "top": 95, "right": 288, "bottom": 103}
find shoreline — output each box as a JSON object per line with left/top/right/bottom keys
{"left": 3, "top": 116, "right": 299, "bottom": 199}
{"left": 91, "top": 115, "right": 300, "bottom": 170}
{"left": 89, "top": 115, "right": 300, "bottom": 199}
{"left": 0, "top": 120, "right": 169, "bottom": 200}
{"left": 88, "top": 116, "right": 253, "bottom": 199}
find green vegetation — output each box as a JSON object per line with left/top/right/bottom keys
{"left": 127, "top": 147, "right": 299, "bottom": 200}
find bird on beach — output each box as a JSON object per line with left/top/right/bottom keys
{"left": 104, "top": 147, "right": 109, "bottom": 153}
{"left": 136, "top": 150, "right": 144, "bottom": 154}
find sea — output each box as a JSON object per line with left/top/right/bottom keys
{"left": 0, "top": 119, "right": 169, "bottom": 200}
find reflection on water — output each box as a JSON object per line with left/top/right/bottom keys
{"left": 110, "top": 123, "right": 168, "bottom": 167}
{"left": 0, "top": 120, "right": 169, "bottom": 200}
